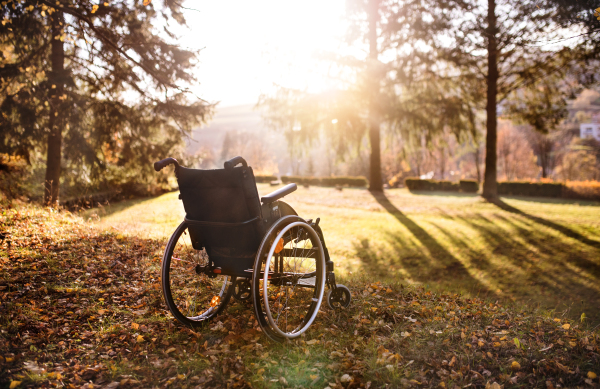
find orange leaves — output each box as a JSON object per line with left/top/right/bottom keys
{"left": 91, "top": 4, "right": 99, "bottom": 13}
{"left": 274, "top": 238, "right": 284, "bottom": 254}
{"left": 210, "top": 295, "right": 220, "bottom": 307}
{"left": 143, "top": 0, "right": 152, "bottom": 5}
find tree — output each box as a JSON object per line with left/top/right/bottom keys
{"left": 385, "top": 0, "right": 577, "bottom": 198}
{"left": 504, "top": 77, "right": 568, "bottom": 178}
{"left": 1, "top": 0, "right": 210, "bottom": 203}
{"left": 257, "top": 88, "right": 321, "bottom": 175}
{"left": 365, "top": 0, "right": 383, "bottom": 191}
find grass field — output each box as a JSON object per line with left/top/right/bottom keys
{"left": 2, "top": 195, "right": 599, "bottom": 388}
{"left": 86, "top": 185, "right": 600, "bottom": 325}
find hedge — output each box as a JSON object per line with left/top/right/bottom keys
{"left": 254, "top": 175, "right": 277, "bottom": 183}
{"left": 563, "top": 181, "right": 600, "bottom": 201}
{"left": 404, "top": 179, "right": 478, "bottom": 193}
{"left": 405, "top": 178, "right": 460, "bottom": 192}
{"left": 404, "top": 178, "right": 600, "bottom": 201}
{"left": 460, "top": 180, "right": 479, "bottom": 193}
{"left": 497, "top": 181, "right": 563, "bottom": 197}
{"left": 281, "top": 175, "right": 368, "bottom": 187}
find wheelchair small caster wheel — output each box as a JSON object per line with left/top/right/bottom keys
{"left": 326, "top": 284, "right": 351, "bottom": 310}
{"left": 233, "top": 279, "right": 252, "bottom": 302}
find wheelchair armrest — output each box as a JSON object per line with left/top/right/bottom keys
{"left": 261, "top": 183, "right": 297, "bottom": 204}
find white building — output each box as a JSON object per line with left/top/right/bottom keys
{"left": 580, "top": 123, "right": 600, "bottom": 141}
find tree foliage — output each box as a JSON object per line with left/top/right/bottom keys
{"left": 0, "top": 0, "right": 211, "bottom": 201}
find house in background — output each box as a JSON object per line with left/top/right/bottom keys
{"left": 580, "top": 122, "right": 600, "bottom": 141}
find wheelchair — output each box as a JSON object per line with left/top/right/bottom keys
{"left": 154, "top": 156, "right": 351, "bottom": 342}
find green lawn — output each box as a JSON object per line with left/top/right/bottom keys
{"left": 86, "top": 185, "right": 600, "bottom": 325}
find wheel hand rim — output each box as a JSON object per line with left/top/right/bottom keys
{"left": 262, "top": 222, "right": 325, "bottom": 338}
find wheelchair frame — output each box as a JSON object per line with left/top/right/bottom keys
{"left": 154, "top": 156, "right": 351, "bottom": 342}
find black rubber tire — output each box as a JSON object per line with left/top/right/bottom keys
{"left": 161, "top": 221, "right": 235, "bottom": 328}
{"left": 326, "top": 284, "right": 351, "bottom": 310}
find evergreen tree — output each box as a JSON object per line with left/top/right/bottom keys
{"left": 0, "top": 0, "right": 210, "bottom": 203}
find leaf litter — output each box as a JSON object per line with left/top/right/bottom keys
{"left": 0, "top": 205, "right": 599, "bottom": 388}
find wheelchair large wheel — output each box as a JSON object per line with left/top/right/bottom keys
{"left": 251, "top": 216, "right": 326, "bottom": 340}
{"left": 161, "top": 221, "right": 235, "bottom": 327}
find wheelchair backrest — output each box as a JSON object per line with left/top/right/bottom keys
{"left": 178, "top": 165, "right": 261, "bottom": 223}
{"left": 177, "top": 165, "right": 263, "bottom": 262}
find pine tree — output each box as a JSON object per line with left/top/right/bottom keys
{"left": 0, "top": 0, "right": 211, "bottom": 203}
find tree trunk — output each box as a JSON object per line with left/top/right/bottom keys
{"left": 474, "top": 147, "right": 481, "bottom": 183}
{"left": 482, "top": 0, "right": 498, "bottom": 199}
{"left": 367, "top": 0, "right": 383, "bottom": 192}
{"left": 44, "top": 11, "right": 65, "bottom": 205}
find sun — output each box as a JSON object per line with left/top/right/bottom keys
{"left": 177, "top": 0, "right": 347, "bottom": 106}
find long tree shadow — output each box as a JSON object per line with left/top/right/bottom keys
{"left": 452, "top": 211, "right": 600, "bottom": 323}
{"left": 492, "top": 199, "right": 600, "bottom": 248}
{"left": 369, "top": 191, "right": 497, "bottom": 299}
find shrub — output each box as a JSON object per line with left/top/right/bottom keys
{"left": 405, "top": 178, "right": 460, "bottom": 192}
{"left": 563, "top": 181, "right": 600, "bottom": 201}
{"left": 497, "top": 181, "right": 563, "bottom": 197}
{"left": 281, "top": 175, "right": 368, "bottom": 187}
{"left": 459, "top": 180, "right": 479, "bottom": 193}
{"left": 254, "top": 175, "right": 277, "bottom": 183}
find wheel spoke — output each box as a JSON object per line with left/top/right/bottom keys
{"left": 163, "top": 224, "right": 232, "bottom": 325}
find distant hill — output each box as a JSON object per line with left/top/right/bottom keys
{"left": 185, "top": 104, "right": 288, "bottom": 173}
{"left": 186, "top": 104, "right": 262, "bottom": 155}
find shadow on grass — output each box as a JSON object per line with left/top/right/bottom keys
{"left": 453, "top": 211, "right": 600, "bottom": 323}
{"left": 364, "top": 191, "right": 497, "bottom": 299}
{"left": 81, "top": 195, "right": 168, "bottom": 220}
{"left": 491, "top": 199, "right": 600, "bottom": 249}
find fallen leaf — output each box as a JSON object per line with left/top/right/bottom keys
{"left": 511, "top": 361, "right": 521, "bottom": 371}
{"left": 91, "top": 4, "right": 99, "bottom": 13}
{"left": 9, "top": 381, "right": 21, "bottom": 389}
{"left": 131, "top": 323, "right": 140, "bottom": 330}
{"left": 561, "top": 323, "right": 570, "bottom": 330}
{"left": 588, "top": 371, "right": 597, "bottom": 379}
{"left": 136, "top": 335, "right": 144, "bottom": 343}
{"left": 165, "top": 347, "right": 176, "bottom": 354}
{"left": 340, "top": 374, "right": 352, "bottom": 383}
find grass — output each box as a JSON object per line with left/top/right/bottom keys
{"left": 1, "top": 190, "right": 599, "bottom": 388}
{"left": 86, "top": 185, "right": 600, "bottom": 325}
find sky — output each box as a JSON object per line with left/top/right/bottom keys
{"left": 176, "top": 0, "right": 348, "bottom": 108}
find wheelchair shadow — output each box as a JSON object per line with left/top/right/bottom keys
{"left": 365, "top": 192, "right": 498, "bottom": 299}
{"left": 491, "top": 199, "right": 600, "bottom": 249}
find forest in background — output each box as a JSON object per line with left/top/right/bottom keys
{"left": 2, "top": 0, "right": 600, "bottom": 203}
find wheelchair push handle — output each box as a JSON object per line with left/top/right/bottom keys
{"left": 154, "top": 157, "right": 180, "bottom": 172}
{"left": 224, "top": 156, "right": 248, "bottom": 170}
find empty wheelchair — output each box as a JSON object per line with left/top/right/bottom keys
{"left": 154, "top": 156, "right": 351, "bottom": 342}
